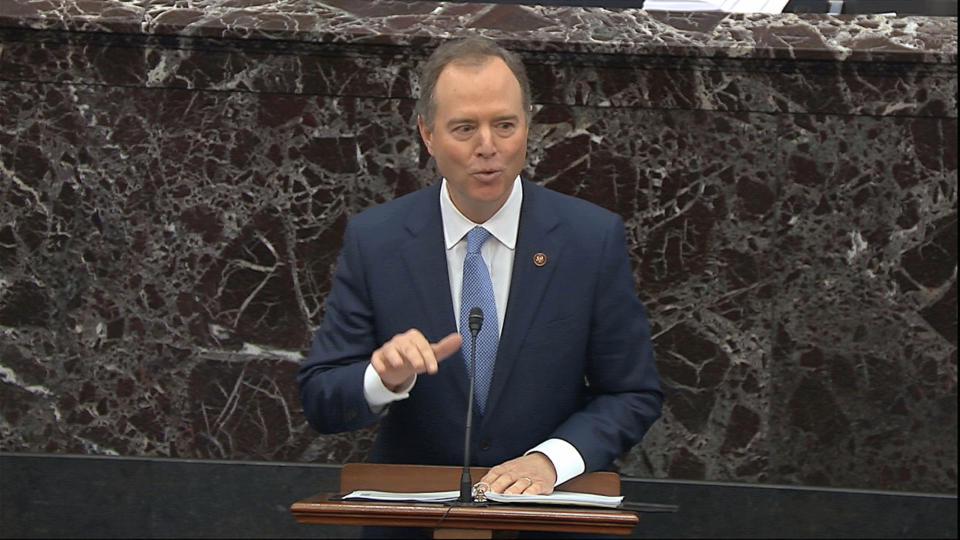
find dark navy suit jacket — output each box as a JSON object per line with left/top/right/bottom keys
{"left": 298, "top": 179, "right": 662, "bottom": 473}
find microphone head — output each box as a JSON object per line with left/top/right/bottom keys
{"left": 468, "top": 307, "right": 484, "bottom": 335}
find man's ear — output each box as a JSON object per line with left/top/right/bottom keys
{"left": 417, "top": 115, "right": 435, "bottom": 156}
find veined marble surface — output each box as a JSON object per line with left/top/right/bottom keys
{"left": 1, "top": 0, "right": 956, "bottom": 493}
{"left": 3, "top": 0, "right": 957, "bottom": 62}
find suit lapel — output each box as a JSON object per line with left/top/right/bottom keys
{"left": 397, "top": 185, "right": 468, "bottom": 398}
{"left": 483, "top": 182, "right": 562, "bottom": 419}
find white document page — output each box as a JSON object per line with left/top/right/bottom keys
{"left": 643, "top": 0, "right": 789, "bottom": 13}
{"left": 485, "top": 491, "right": 624, "bottom": 508}
{"left": 342, "top": 490, "right": 459, "bottom": 503}
{"left": 341, "top": 489, "right": 624, "bottom": 508}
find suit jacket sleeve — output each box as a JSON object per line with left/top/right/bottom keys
{"left": 548, "top": 214, "right": 663, "bottom": 472}
{"left": 297, "top": 219, "right": 382, "bottom": 434}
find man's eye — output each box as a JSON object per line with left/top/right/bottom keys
{"left": 454, "top": 125, "right": 474, "bottom": 134}
{"left": 496, "top": 122, "right": 516, "bottom": 132}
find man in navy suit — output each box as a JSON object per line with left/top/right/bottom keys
{"left": 298, "top": 37, "right": 662, "bottom": 496}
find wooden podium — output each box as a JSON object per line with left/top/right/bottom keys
{"left": 290, "top": 463, "right": 639, "bottom": 538}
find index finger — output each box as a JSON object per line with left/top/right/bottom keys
{"left": 478, "top": 465, "right": 507, "bottom": 493}
{"left": 432, "top": 332, "right": 463, "bottom": 363}
{"left": 400, "top": 328, "right": 439, "bottom": 374}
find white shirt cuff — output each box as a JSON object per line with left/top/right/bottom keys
{"left": 526, "top": 438, "right": 586, "bottom": 486}
{"left": 363, "top": 363, "right": 415, "bottom": 411}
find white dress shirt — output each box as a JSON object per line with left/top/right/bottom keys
{"left": 362, "top": 176, "right": 585, "bottom": 486}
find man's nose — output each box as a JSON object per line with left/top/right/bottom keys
{"left": 475, "top": 126, "right": 497, "bottom": 156}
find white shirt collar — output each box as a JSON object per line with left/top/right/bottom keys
{"left": 440, "top": 176, "right": 522, "bottom": 250}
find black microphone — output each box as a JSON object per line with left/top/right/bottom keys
{"left": 459, "top": 307, "right": 483, "bottom": 504}
{"left": 469, "top": 307, "right": 483, "bottom": 335}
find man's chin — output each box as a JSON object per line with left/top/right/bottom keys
{"left": 471, "top": 182, "right": 512, "bottom": 203}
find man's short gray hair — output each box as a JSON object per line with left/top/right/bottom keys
{"left": 416, "top": 37, "right": 532, "bottom": 129}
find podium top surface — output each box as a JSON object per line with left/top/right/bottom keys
{"left": 291, "top": 463, "right": 637, "bottom": 535}
{"left": 338, "top": 463, "right": 622, "bottom": 496}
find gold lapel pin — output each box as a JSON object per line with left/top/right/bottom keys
{"left": 533, "top": 252, "right": 547, "bottom": 267}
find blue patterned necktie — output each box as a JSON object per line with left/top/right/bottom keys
{"left": 459, "top": 226, "right": 499, "bottom": 415}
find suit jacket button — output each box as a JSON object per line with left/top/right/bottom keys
{"left": 479, "top": 439, "right": 492, "bottom": 451}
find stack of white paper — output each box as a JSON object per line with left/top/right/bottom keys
{"left": 341, "top": 489, "right": 624, "bottom": 508}
{"left": 342, "top": 490, "right": 459, "bottom": 503}
{"left": 643, "top": 0, "right": 789, "bottom": 13}
{"left": 485, "top": 491, "right": 624, "bottom": 508}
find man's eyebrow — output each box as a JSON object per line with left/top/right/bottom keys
{"left": 446, "top": 114, "right": 519, "bottom": 127}
{"left": 446, "top": 117, "right": 476, "bottom": 127}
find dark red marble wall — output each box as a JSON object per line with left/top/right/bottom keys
{"left": 1, "top": 0, "right": 956, "bottom": 493}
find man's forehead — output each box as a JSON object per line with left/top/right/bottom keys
{"left": 439, "top": 55, "right": 512, "bottom": 80}
{"left": 448, "top": 52, "right": 494, "bottom": 69}
{"left": 429, "top": 56, "right": 525, "bottom": 123}
{"left": 438, "top": 61, "right": 518, "bottom": 94}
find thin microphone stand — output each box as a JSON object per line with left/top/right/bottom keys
{"left": 458, "top": 307, "right": 483, "bottom": 504}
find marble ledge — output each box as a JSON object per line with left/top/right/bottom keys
{"left": 0, "top": 0, "right": 956, "bottom": 65}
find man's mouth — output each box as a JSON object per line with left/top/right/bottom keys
{"left": 472, "top": 169, "right": 501, "bottom": 182}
